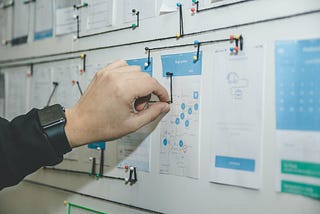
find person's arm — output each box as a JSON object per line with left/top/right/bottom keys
{"left": 65, "top": 59, "right": 170, "bottom": 147}
{"left": 0, "top": 59, "right": 170, "bottom": 190}
{"left": 0, "top": 109, "right": 68, "bottom": 190}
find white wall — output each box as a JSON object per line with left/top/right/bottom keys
{"left": 0, "top": 0, "right": 320, "bottom": 213}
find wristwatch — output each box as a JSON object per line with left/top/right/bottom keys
{"left": 37, "top": 104, "right": 71, "bottom": 155}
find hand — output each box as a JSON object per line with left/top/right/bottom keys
{"left": 64, "top": 59, "right": 170, "bottom": 148}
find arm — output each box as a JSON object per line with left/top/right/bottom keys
{"left": 0, "top": 109, "right": 66, "bottom": 190}
{"left": 0, "top": 59, "right": 170, "bottom": 190}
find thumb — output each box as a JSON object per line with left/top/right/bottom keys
{"left": 134, "top": 102, "right": 170, "bottom": 129}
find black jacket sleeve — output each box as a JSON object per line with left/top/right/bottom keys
{"left": 0, "top": 109, "right": 70, "bottom": 190}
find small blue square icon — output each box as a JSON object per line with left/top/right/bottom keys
{"left": 193, "top": 91, "right": 199, "bottom": 99}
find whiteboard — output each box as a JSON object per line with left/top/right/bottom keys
{"left": 0, "top": 0, "right": 320, "bottom": 214}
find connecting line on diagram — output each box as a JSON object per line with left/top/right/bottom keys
{"left": 145, "top": 35, "right": 244, "bottom": 104}
{"left": 43, "top": 165, "right": 138, "bottom": 185}
{"left": 73, "top": 2, "right": 140, "bottom": 40}
{"left": 1, "top": 8, "right": 318, "bottom": 64}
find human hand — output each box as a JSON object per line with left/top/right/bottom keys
{"left": 64, "top": 59, "right": 170, "bottom": 148}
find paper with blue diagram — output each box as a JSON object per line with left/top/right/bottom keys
{"left": 209, "top": 45, "right": 265, "bottom": 189}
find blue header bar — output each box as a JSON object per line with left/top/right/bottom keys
{"left": 161, "top": 52, "right": 202, "bottom": 77}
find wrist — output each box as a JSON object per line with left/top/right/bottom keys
{"left": 65, "top": 108, "right": 90, "bottom": 148}
{"left": 65, "top": 108, "right": 83, "bottom": 148}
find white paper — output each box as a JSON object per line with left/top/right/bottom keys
{"left": 52, "top": 60, "right": 82, "bottom": 108}
{"left": 275, "top": 39, "right": 320, "bottom": 199}
{"left": 159, "top": 0, "right": 191, "bottom": 13}
{"left": 159, "top": 52, "right": 202, "bottom": 178}
{"left": 34, "top": 0, "right": 53, "bottom": 40}
{"left": 80, "top": 0, "right": 113, "bottom": 33}
{"left": 55, "top": 7, "right": 77, "bottom": 36}
{"left": 209, "top": 45, "right": 265, "bottom": 189}
{"left": 13, "top": 0, "right": 29, "bottom": 39}
{"left": 4, "top": 67, "right": 28, "bottom": 120}
{"left": 116, "top": 126, "right": 152, "bottom": 172}
{"left": 29, "top": 64, "right": 52, "bottom": 108}
{"left": 123, "top": 0, "right": 155, "bottom": 22}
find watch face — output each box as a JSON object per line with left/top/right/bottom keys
{"left": 38, "top": 104, "right": 65, "bottom": 128}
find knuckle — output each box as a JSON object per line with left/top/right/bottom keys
{"left": 150, "top": 77, "right": 158, "bottom": 85}
{"left": 132, "top": 65, "right": 141, "bottom": 72}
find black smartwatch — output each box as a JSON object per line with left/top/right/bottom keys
{"left": 37, "top": 104, "right": 71, "bottom": 155}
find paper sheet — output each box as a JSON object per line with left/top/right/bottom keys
{"left": 209, "top": 45, "right": 265, "bottom": 189}
{"left": 126, "top": 57, "right": 153, "bottom": 77}
{"left": 123, "top": 0, "right": 155, "bottom": 22}
{"left": 30, "top": 64, "right": 52, "bottom": 108}
{"left": 4, "top": 67, "right": 28, "bottom": 120}
{"left": 80, "top": 0, "right": 113, "bottom": 33}
{"left": 159, "top": 0, "right": 191, "bottom": 13}
{"left": 55, "top": 0, "right": 79, "bottom": 35}
{"left": 116, "top": 129, "right": 151, "bottom": 172}
{"left": 13, "top": 0, "right": 29, "bottom": 43}
{"left": 275, "top": 38, "right": 320, "bottom": 199}
{"left": 34, "top": 0, "right": 53, "bottom": 40}
{"left": 159, "top": 51, "right": 202, "bottom": 178}
{"left": 52, "top": 60, "right": 82, "bottom": 108}
{"left": 107, "top": 58, "right": 154, "bottom": 172}
{"left": 55, "top": 7, "right": 77, "bottom": 36}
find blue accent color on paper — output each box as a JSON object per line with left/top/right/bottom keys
{"left": 179, "top": 140, "right": 184, "bottom": 147}
{"left": 215, "top": 156, "right": 255, "bottom": 172}
{"left": 275, "top": 38, "right": 320, "bottom": 131}
{"left": 127, "top": 58, "right": 153, "bottom": 77}
{"left": 194, "top": 103, "right": 199, "bottom": 111}
{"left": 163, "top": 138, "right": 168, "bottom": 146}
{"left": 88, "top": 142, "right": 106, "bottom": 150}
{"left": 34, "top": 29, "right": 53, "bottom": 40}
{"left": 181, "top": 103, "right": 186, "bottom": 110}
{"left": 161, "top": 52, "right": 202, "bottom": 77}
{"left": 193, "top": 91, "right": 199, "bottom": 99}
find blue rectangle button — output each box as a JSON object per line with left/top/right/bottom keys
{"left": 161, "top": 51, "right": 202, "bottom": 77}
{"left": 215, "top": 156, "right": 255, "bottom": 172}
{"left": 88, "top": 142, "right": 106, "bottom": 150}
{"left": 127, "top": 58, "right": 153, "bottom": 77}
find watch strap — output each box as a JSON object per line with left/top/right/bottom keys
{"left": 45, "top": 121, "right": 71, "bottom": 156}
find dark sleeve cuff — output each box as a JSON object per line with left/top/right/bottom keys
{"left": 36, "top": 108, "right": 72, "bottom": 156}
{"left": 0, "top": 108, "right": 71, "bottom": 189}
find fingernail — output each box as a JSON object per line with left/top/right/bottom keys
{"left": 161, "top": 103, "right": 170, "bottom": 113}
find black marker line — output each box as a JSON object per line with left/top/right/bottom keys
{"left": 166, "top": 72, "right": 173, "bottom": 104}
{"left": 46, "top": 82, "right": 59, "bottom": 106}
{"left": 23, "top": 0, "right": 36, "bottom": 5}
{"left": 43, "top": 167, "right": 125, "bottom": 181}
{"left": 0, "top": 56, "right": 81, "bottom": 69}
{"left": 23, "top": 180, "right": 162, "bottom": 213}
{"left": 76, "top": 81, "right": 83, "bottom": 96}
{"left": 195, "top": 0, "right": 255, "bottom": 13}
{"left": 75, "top": 10, "right": 140, "bottom": 39}
{"left": 90, "top": 157, "right": 96, "bottom": 176}
{"left": 1, "top": 9, "right": 319, "bottom": 65}
{"left": 99, "top": 149, "right": 104, "bottom": 177}
{"left": 73, "top": 2, "right": 88, "bottom": 10}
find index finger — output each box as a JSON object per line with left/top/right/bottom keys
{"left": 124, "top": 74, "right": 170, "bottom": 103}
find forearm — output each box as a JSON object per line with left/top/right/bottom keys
{"left": 0, "top": 109, "right": 66, "bottom": 190}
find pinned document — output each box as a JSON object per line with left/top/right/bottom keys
{"left": 275, "top": 38, "right": 320, "bottom": 199}
{"left": 209, "top": 45, "right": 265, "bottom": 189}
